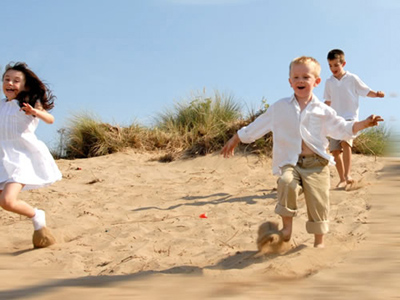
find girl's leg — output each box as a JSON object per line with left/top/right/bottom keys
{"left": 1, "top": 183, "right": 54, "bottom": 247}
{"left": 0, "top": 183, "right": 35, "bottom": 218}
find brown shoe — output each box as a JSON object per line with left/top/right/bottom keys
{"left": 32, "top": 227, "right": 56, "bottom": 248}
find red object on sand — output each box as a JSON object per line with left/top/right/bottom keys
{"left": 199, "top": 213, "right": 207, "bottom": 218}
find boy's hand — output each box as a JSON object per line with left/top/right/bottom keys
{"left": 364, "top": 114, "right": 384, "bottom": 128}
{"left": 352, "top": 115, "right": 384, "bottom": 134}
{"left": 221, "top": 133, "right": 240, "bottom": 158}
{"left": 376, "top": 91, "right": 385, "bottom": 98}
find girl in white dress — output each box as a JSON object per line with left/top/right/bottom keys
{"left": 1, "top": 62, "right": 62, "bottom": 248}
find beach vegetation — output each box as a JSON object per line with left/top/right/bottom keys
{"left": 353, "top": 126, "right": 390, "bottom": 156}
{"left": 56, "top": 90, "right": 390, "bottom": 161}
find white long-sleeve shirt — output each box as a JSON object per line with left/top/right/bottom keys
{"left": 237, "top": 94, "right": 355, "bottom": 175}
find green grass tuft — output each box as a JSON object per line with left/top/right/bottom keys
{"left": 353, "top": 126, "right": 389, "bottom": 156}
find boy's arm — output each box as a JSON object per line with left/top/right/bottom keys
{"left": 352, "top": 115, "right": 384, "bottom": 135}
{"left": 221, "top": 103, "right": 275, "bottom": 158}
{"left": 221, "top": 133, "right": 240, "bottom": 158}
{"left": 367, "top": 90, "right": 385, "bottom": 98}
{"left": 323, "top": 79, "right": 331, "bottom": 106}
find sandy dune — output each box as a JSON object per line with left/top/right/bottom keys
{"left": 0, "top": 151, "right": 398, "bottom": 299}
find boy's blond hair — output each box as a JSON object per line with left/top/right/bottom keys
{"left": 289, "top": 56, "right": 321, "bottom": 78}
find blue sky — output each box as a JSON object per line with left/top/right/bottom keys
{"left": 1, "top": 0, "right": 399, "bottom": 149}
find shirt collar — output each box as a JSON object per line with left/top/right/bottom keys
{"left": 332, "top": 71, "right": 348, "bottom": 81}
{"left": 290, "top": 94, "right": 317, "bottom": 104}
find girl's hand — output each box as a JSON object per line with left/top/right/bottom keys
{"left": 21, "top": 101, "right": 54, "bottom": 124}
{"left": 21, "top": 103, "right": 38, "bottom": 116}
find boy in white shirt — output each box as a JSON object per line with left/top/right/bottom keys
{"left": 324, "top": 49, "right": 385, "bottom": 188}
{"left": 221, "top": 56, "right": 383, "bottom": 248}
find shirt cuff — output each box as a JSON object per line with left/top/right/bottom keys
{"left": 346, "top": 120, "right": 358, "bottom": 138}
{"left": 237, "top": 127, "right": 253, "bottom": 144}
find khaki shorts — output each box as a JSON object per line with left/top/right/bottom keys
{"left": 275, "top": 154, "right": 330, "bottom": 234}
{"left": 329, "top": 138, "right": 353, "bottom": 152}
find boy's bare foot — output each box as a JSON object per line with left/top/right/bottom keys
{"left": 280, "top": 228, "right": 291, "bottom": 242}
{"left": 335, "top": 181, "right": 347, "bottom": 189}
{"left": 314, "top": 234, "right": 324, "bottom": 248}
{"left": 345, "top": 176, "right": 354, "bottom": 185}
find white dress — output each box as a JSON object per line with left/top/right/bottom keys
{"left": 0, "top": 98, "right": 62, "bottom": 191}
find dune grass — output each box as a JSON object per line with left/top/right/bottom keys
{"left": 63, "top": 114, "right": 144, "bottom": 158}
{"left": 353, "top": 126, "right": 390, "bottom": 156}
{"left": 156, "top": 91, "right": 242, "bottom": 156}
{"left": 57, "top": 90, "right": 389, "bottom": 161}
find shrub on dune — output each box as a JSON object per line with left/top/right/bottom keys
{"left": 156, "top": 90, "right": 242, "bottom": 156}
{"left": 64, "top": 114, "right": 144, "bottom": 158}
{"left": 57, "top": 90, "right": 389, "bottom": 160}
{"left": 353, "top": 126, "right": 390, "bottom": 156}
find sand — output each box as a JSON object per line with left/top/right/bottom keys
{"left": 0, "top": 151, "right": 398, "bottom": 299}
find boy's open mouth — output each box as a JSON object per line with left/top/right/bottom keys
{"left": 298, "top": 86, "right": 305, "bottom": 90}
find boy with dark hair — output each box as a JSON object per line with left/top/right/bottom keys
{"left": 324, "top": 49, "right": 385, "bottom": 188}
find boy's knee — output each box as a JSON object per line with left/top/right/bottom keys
{"left": 278, "top": 177, "right": 298, "bottom": 193}
{"left": 278, "top": 170, "right": 297, "bottom": 187}
{"left": 340, "top": 141, "right": 351, "bottom": 149}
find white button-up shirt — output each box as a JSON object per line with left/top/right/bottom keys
{"left": 237, "top": 94, "right": 355, "bottom": 175}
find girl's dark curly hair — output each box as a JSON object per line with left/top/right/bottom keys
{"left": 2, "top": 62, "right": 55, "bottom": 111}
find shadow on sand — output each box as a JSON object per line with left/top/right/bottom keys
{"left": 0, "top": 242, "right": 306, "bottom": 299}
{"left": 132, "top": 189, "right": 277, "bottom": 212}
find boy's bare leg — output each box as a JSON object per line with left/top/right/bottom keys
{"left": 314, "top": 234, "right": 325, "bottom": 248}
{"left": 280, "top": 216, "right": 293, "bottom": 241}
{"left": 332, "top": 150, "right": 346, "bottom": 188}
{"left": 341, "top": 141, "right": 354, "bottom": 184}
